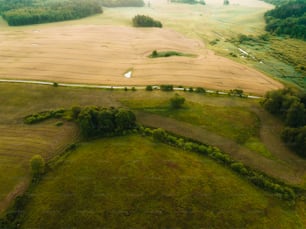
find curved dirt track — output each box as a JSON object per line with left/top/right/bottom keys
{"left": 136, "top": 111, "right": 306, "bottom": 185}
{"left": 0, "top": 25, "right": 282, "bottom": 95}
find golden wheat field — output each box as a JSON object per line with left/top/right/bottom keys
{"left": 0, "top": 25, "right": 282, "bottom": 95}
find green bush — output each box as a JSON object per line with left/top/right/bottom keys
{"left": 152, "top": 128, "right": 168, "bottom": 142}
{"left": 160, "top": 85, "right": 174, "bottom": 91}
{"left": 230, "top": 162, "right": 248, "bottom": 175}
{"left": 30, "top": 155, "right": 45, "bottom": 179}
{"left": 195, "top": 87, "right": 206, "bottom": 93}
{"left": 132, "top": 15, "right": 162, "bottom": 28}
{"left": 146, "top": 85, "right": 153, "bottom": 91}
{"left": 170, "top": 94, "right": 185, "bottom": 109}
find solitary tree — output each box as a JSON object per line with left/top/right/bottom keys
{"left": 30, "top": 155, "right": 45, "bottom": 178}
{"left": 170, "top": 93, "right": 185, "bottom": 109}
{"left": 224, "top": 0, "right": 229, "bottom": 5}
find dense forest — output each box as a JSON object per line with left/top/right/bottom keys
{"left": 0, "top": 0, "right": 146, "bottom": 25}
{"left": 0, "top": 0, "right": 102, "bottom": 26}
{"left": 262, "top": 88, "right": 306, "bottom": 157}
{"left": 261, "top": 0, "right": 291, "bottom": 6}
{"left": 264, "top": 0, "right": 306, "bottom": 40}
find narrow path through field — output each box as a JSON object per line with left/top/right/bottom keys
{"left": 135, "top": 111, "right": 306, "bottom": 185}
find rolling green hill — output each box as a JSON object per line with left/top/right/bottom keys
{"left": 21, "top": 135, "right": 303, "bottom": 228}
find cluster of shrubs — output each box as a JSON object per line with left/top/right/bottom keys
{"left": 170, "top": 94, "right": 185, "bottom": 109}
{"left": 149, "top": 50, "right": 193, "bottom": 58}
{"left": 24, "top": 106, "right": 137, "bottom": 138}
{"left": 24, "top": 109, "right": 66, "bottom": 124}
{"left": 2, "top": 0, "right": 102, "bottom": 26}
{"left": 262, "top": 88, "right": 306, "bottom": 157}
{"left": 146, "top": 85, "right": 206, "bottom": 94}
{"left": 160, "top": 85, "right": 174, "bottom": 91}
{"left": 228, "top": 89, "right": 245, "bottom": 97}
{"left": 76, "top": 106, "right": 136, "bottom": 138}
{"left": 132, "top": 15, "right": 162, "bottom": 28}
{"left": 139, "top": 127, "right": 297, "bottom": 201}
{"left": 236, "top": 34, "right": 270, "bottom": 44}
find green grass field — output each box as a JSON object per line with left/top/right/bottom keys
{"left": 0, "top": 83, "right": 305, "bottom": 214}
{"left": 21, "top": 135, "right": 304, "bottom": 228}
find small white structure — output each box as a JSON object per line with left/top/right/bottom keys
{"left": 238, "top": 48, "right": 248, "bottom": 56}
{"left": 124, "top": 71, "right": 132, "bottom": 78}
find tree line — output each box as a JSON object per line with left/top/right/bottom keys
{"left": 262, "top": 88, "right": 306, "bottom": 157}
{"left": 170, "top": 0, "right": 206, "bottom": 5}
{"left": 261, "top": 0, "right": 291, "bottom": 6}
{"left": 264, "top": 0, "right": 306, "bottom": 40}
{"left": 100, "top": 0, "right": 144, "bottom": 7}
{"left": 140, "top": 127, "right": 297, "bottom": 201}
{"left": 1, "top": 0, "right": 102, "bottom": 26}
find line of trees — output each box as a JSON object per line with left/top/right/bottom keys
{"left": 171, "top": 0, "right": 205, "bottom": 5}
{"left": 140, "top": 127, "right": 297, "bottom": 201}
{"left": 1, "top": 0, "right": 102, "bottom": 26}
{"left": 264, "top": 0, "right": 306, "bottom": 40}
{"left": 100, "top": 0, "right": 144, "bottom": 7}
{"left": 262, "top": 88, "right": 306, "bottom": 157}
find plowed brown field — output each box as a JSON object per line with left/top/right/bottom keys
{"left": 0, "top": 25, "right": 282, "bottom": 95}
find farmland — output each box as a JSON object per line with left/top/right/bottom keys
{"left": 0, "top": 0, "right": 305, "bottom": 227}
{"left": 0, "top": 25, "right": 282, "bottom": 95}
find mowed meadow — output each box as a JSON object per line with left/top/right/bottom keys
{"left": 0, "top": 0, "right": 284, "bottom": 95}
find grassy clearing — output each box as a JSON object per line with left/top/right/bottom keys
{"left": 121, "top": 91, "right": 306, "bottom": 185}
{"left": 121, "top": 94, "right": 260, "bottom": 145}
{"left": 21, "top": 135, "right": 303, "bottom": 228}
{"left": 126, "top": 96, "right": 276, "bottom": 160}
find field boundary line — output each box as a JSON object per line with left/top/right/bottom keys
{"left": 0, "top": 79, "right": 262, "bottom": 99}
